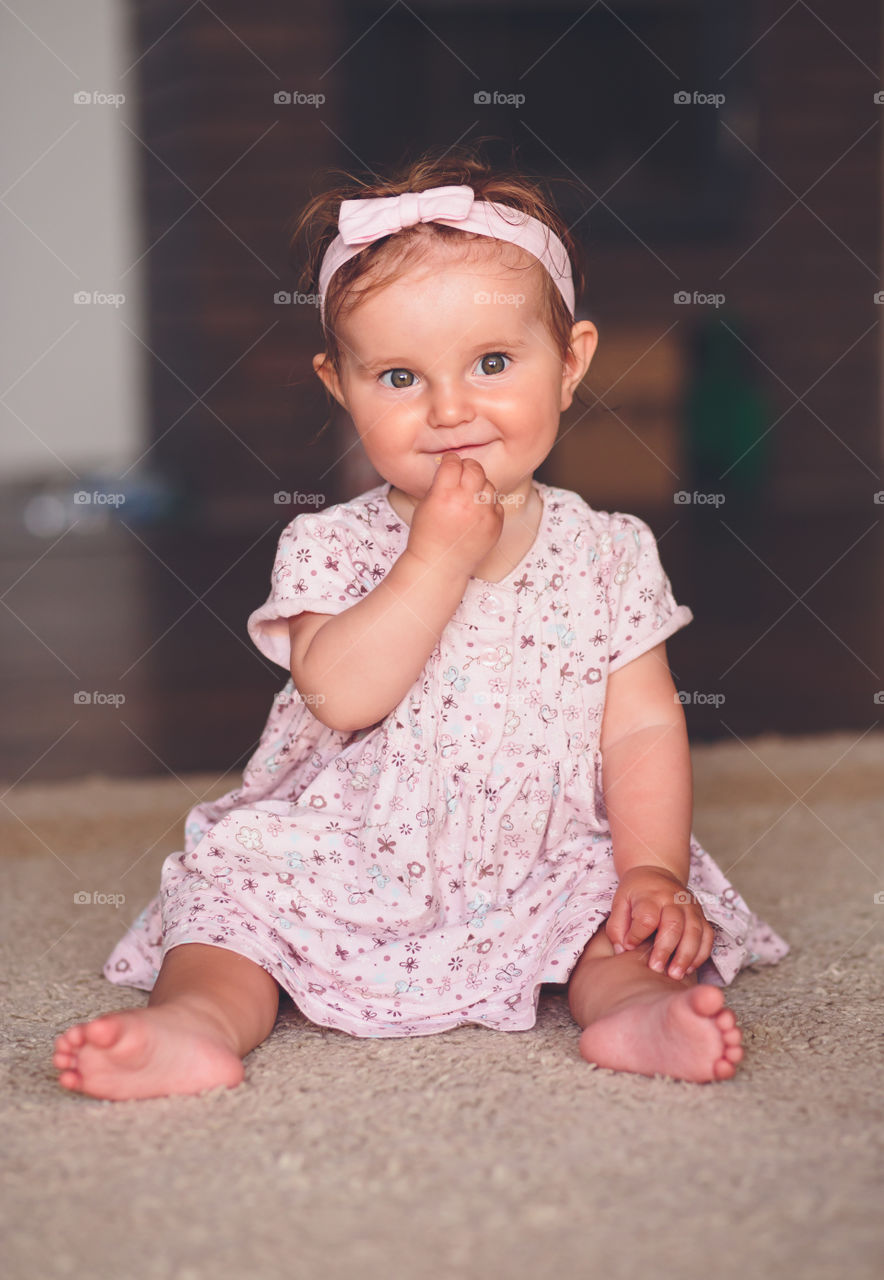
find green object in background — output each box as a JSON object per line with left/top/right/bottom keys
{"left": 684, "top": 313, "right": 771, "bottom": 501}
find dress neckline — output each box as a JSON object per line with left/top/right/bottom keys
{"left": 380, "top": 480, "right": 550, "bottom": 591}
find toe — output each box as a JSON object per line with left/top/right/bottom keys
{"left": 53, "top": 1050, "right": 75, "bottom": 1069}
{"left": 713, "top": 1058, "right": 737, "bottom": 1080}
{"left": 84, "top": 1015, "right": 125, "bottom": 1047}
{"left": 57, "top": 1069, "right": 83, "bottom": 1091}
{"left": 724, "top": 1044, "right": 744, "bottom": 1064}
{"left": 715, "top": 1008, "right": 736, "bottom": 1031}
{"left": 722, "top": 1026, "right": 742, "bottom": 1046}
{"left": 689, "top": 983, "right": 724, "bottom": 1018}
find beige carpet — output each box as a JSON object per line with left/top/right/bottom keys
{"left": 2, "top": 731, "right": 883, "bottom": 1280}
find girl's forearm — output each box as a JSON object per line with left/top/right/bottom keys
{"left": 295, "top": 548, "right": 471, "bottom": 733}
{"left": 601, "top": 720, "right": 693, "bottom": 884}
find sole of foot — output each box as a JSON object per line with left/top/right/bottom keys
{"left": 578, "top": 982, "right": 744, "bottom": 1083}
{"left": 53, "top": 1006, "right": 245, "bottom": 1101}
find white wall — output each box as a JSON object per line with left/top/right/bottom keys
{"left": 0, "top": 0, "right": 145, "bottom": 481}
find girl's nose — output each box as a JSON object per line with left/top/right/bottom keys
{"left": 427, "top": 382, "right": 475, "bottom": 428}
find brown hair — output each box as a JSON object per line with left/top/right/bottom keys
{"left": 288, "top": 138, "right": 587, "bottom": 389}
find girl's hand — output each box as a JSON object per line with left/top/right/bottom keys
{"left": 605, "top": 865, "right": 715, "bottom": 979}
{"left": 407, "top": 452, "right": 504, "bottom": 578}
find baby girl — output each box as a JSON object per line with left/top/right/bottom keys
{"left": 53, "top": 145, "right": 789, "bottom": 1100}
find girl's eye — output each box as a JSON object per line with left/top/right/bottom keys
{"left": 477, "top": 353, "right": 510, "bottom": 376}
{"left": 378, "top": 369, "right": 415, "bottom": 389}
{"left": 377, "top": 353, "right": 510, "bottom": 388}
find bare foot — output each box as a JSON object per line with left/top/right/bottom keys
{"left": 53, "top": 1005, "right": 246, "bottom": 1101}
{"left": 578, "top": 982, "right": 744, "bottom": 1083}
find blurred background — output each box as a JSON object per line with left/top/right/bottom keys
{"left": 1, "top": 0, "right": 881, "bottom": 782}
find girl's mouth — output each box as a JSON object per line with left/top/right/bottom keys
{"left": 430, "top": 443, "right": 487, "bottom": 453}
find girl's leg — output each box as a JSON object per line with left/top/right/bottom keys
{"left": 567, "top": 919, "right": 744, "bottom": 1083}
{"left": 53, "top": 943, "right": 281, "bottom": 1102}
{"left": 147, "top": 941, "right": 281, "bottom": 1055}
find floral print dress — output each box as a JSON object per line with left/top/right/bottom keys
{"left": 103, "top": 480, "right": 789, "bottom": 1037}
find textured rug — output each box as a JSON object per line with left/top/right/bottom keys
{"left": 2, "top": 731, "right": 883, "bottom": 1280}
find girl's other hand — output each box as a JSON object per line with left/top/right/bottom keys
{"left": 407, "top": 452, "right": 505, "bottom": 578}
{"left": 605, "top": 865, "right": 715, "bottom": 979}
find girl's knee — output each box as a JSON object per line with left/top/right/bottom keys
{"left": 572, "top": 920, "right": 658, "bottom": 971}
{"left": 572, "top": 919, "right": 616, "bottom": 968}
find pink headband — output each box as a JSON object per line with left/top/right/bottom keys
{"left": 317, "top": 183, "right": 575, "bottom": 323}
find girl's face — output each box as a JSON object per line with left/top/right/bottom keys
{"left": 313, "top": 241, "right": 597, "bottom": 505}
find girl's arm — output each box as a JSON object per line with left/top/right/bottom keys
{"left": 288, "top": 455, "right": 503, "bottom": 734}
{"left": 288, "top": 548, "right": 471, "bottom": 733}
{"left": 599, "top": 640, "right": 692, "bottom": 885}
{"left": 599, "top": 641, "right": 715, "bottom": 977}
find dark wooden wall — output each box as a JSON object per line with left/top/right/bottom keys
{"left": 1, "top": 0, "right": 880, "bottom": 781}
{"left": 131, "top": 0, "right": 881, "bottom": 520}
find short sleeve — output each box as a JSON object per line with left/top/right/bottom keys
{"left": 247, "top": 513, "right": 363, "bottom": 669}
{"left": 604, "top": 513, "right": 693, "bottom": 673}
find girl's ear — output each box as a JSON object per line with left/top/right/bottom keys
{"left": 312, "top": 353, "right": 348, "bottom": 410}
{"left": 560, "top": 321, "right": 598, "bottom": 411}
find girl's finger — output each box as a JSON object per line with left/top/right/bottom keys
{"left": 645, "top": 902, "right": 688, "bottom": 969}
{"left": 604, "top": 893, "right": 631, "bottom": 950}
{"left": 624, "top": 902, "right": 661, "bottom": 948}
{"left": 676, "top": 917, "right": 713, "bottom": 976}
{"left": 646, "top": 915, "right": 683, "bottom": 971}
{"left": 665, "top": 922, "right": 706, "bottom": 979}
{"left": 688, "top": 922, "right": 716, "bottom": 972}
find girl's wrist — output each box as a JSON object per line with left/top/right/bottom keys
{"left": 397, "top": 546, "right": 471, "bottom": 593}
{"left": 616, "top": 862, "right": 687, "bottom": 887}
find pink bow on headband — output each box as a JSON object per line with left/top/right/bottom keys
{"left": 317, "top": 183, "right": 575, "bottom": 320}
{"left": 337, "top": 184, "right": 477, "bottom": 244}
